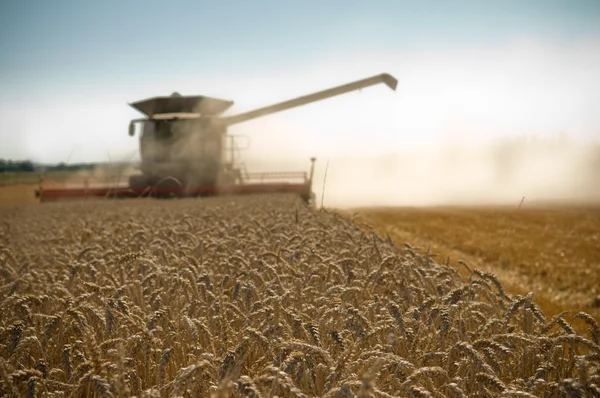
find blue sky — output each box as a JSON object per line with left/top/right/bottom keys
{"left": 1, "top": 0, "right": 600, "bottom": 163}
{"left": 2, "top": 0, "right": 599, "bottom": 87}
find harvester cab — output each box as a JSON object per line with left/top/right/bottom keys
{"left": 35, "top": 73, "right": 398, "bottom": 203}
{"left": 127, "top": 92, "right": 239, "bottom": 188}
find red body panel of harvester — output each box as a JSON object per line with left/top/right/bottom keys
{"left": 35, "top": 171, "right": 313, "bottom": 203}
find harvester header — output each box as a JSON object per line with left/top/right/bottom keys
{"left": 35, "top": 72, "right": 398, "bottom": 204}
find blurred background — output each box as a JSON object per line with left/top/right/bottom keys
{"left": 1, "top": 0, "right": 599, "bottom": 207}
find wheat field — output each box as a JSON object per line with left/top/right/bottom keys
{"left": 1, "top": 194, "right": 599, "bottom": 397}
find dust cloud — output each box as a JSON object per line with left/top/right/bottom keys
{"left": 53, "top": 162, "right": 138, "bottom": 189}
{"left": 47, "top": 125, "right": 599, "bottom": 209}
{"left": 242, "top": 135, "right": 600, "bottom": 209}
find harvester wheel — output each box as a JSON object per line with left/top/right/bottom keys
{"left": 151, "top": 177, "right": 184, "bottom": 199}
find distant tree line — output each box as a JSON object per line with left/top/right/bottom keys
{"left": 0, "top": 159, "right": 97, "bottom": 173}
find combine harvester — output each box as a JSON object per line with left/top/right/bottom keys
{"left": 35, "top": 73, "right": 397, "bottom": 204}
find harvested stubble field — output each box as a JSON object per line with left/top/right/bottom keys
{"left": 1, "top": 194, "right": 599, "bottom": 397}
{"left": 347, "top": 205, "right": 600, "bottom": 323}
{"left": 0, "top": 184, "right": 40, "bottom": 206}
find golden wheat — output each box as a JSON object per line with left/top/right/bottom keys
{"left": 0, "top": 194, "right": 599, "bottom": 397}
